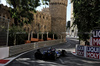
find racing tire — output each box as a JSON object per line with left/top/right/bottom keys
{"left": 43, "top": 52, "right": 48, "bottom": 60}
{"left": 61, "top": 50, "right": 66, "bottom": 56}
{"left": 34, "top": 52, "right": 43, "bottom": 59}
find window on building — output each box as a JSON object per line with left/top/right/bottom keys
{"left": 36, "top": 23, "right": 40, "bottom": 27}
{"left": 34, "top": 29, "right": 37, "bottom": 33}
{"left": 8, "top": 17, "right": 9, "bottom": 19}
{"left": 3, "top": 16, "right": 5, "bottom": 17}
{"left": 43, "top": 16, "right": 44, "bottom": 19}
{"left": 38, "top": 24, "right": 40, "bottom": 28}
{"left": 0, "top": 14, "right": 1, "bottom": 19}
{"left": 40, "top": 15, "right": 41, "bottom": 18}
{"left": 3, "top": 16, "right": 5, "bottom": 20}
{"left": 46, "top": 17, "right": 48, "bottom": 19}
{"left": 28, "top": 27, "right": 30, "bottom": 32}
{"left": 36, "top": 15, "right": 38, "bottom": 18}
{"left": 44, "top": 25, "right": 46, "bottom": 29}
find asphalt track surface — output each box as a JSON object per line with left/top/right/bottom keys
{"left": 6, "top": 37, "right": 100, "bottom": 66}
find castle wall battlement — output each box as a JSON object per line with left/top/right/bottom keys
{"left": 50, "top": 0, "right": 68, "bottom": 6}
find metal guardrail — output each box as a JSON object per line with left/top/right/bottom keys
{"left": 9, "top": 39, "right": 63, "bottom": 56}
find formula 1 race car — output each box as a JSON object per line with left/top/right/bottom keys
{"left": 34, "top": 47, "right": 66, "bottom": 60}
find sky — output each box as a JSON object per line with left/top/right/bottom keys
{"left": 0, "top": 0, "right": 71, "bottom": 21}
{"left": 67, "top": 0, "right": 71, "bottom": 21}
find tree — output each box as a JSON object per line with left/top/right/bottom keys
{"left": 42, "top": 0, "right": 49, "bottom": 5}
{"left": 6, "top": 0, "right": 40, "bottom": 25}
{"left": 71, "top": 0, "right": 100, "bottom": 41}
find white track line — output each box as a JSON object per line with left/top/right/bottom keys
{"left": 59, "top": 58, "right": 65, "bottom": 64}
{"left": 66, "top": 43, "right": 71, "bottom": 48}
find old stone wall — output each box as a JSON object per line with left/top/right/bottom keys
{"left": 23, "top": 11, "right": 51, "bottom": 33}
{"left": 49, "top": 0, "right": 68, "bottom": 41}
{"left": 0, "top": 0, "right": 68, "bottom": 39}
{"left": 0, "top": 4, "right": 51, "bottom": 34}
{"left": 0, "top": 4, "right": 14, "bottom": 26}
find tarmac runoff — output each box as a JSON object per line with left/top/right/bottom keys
{"left": 0, "top": 49, "right": 35, "bottom": 66}
{"left": 0, "top": 48, "right": 75, "bottom": 66}
{"left": 0, "top": 43, "right": 67, "bottom": 66}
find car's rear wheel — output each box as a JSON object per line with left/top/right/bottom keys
{"left": 34, "top": 52, "right": 43, "bottom": 59}
{"left": 43, "top": 53, "right": 48, "bottom": 60}
{"left": 61, "top": 50, "right": 66, "bottom": 56}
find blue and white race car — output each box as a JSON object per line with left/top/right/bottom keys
{"left": 34, "top": 47, "right": 66, "bottom": 60}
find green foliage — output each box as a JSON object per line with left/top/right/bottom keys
{"left": 8, "top": 26, "right": 27, "bottom": 46}
{"left": 6, "top": 0, "right": 40, "bottom": 25}
{"left": 16, "top": 34, "right": 28, "bottom": 45}
{"left": 71, "top": 0, "right": 100, "bottom": 41}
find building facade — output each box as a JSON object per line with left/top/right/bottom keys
{"left": 0, "top": 0, "right": 68, "bottom": 41}
{"left": 0, "top": 4, "right": 14, "bottom": 26}
{"left": 0, "top": 4, "right": 51, "bottom": 34}
{"left": 23, "top": 11, "right": 51, "bottom": 33}
{"left": 70, "top": 0, "right": 78, "bottom": 37}
{"left": 49, "top": 0, "right": 68, "bottom": 41}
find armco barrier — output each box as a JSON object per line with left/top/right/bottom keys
{"left": 76, "top": 44, "right": 100, "bottom": 60}
{"left": 9, "top": 39, "right": 63, "bottom": 56}
{"left": 0, "top": 47, "right": 9, "bottom": 59}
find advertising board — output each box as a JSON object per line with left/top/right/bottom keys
{"left": 92, "top": 30, "right": 100, "bottom": 46}
{"left": 86, "top": 46, "right": 99, "bottom": 59}
{"left": 77, "top": 45, "right": 84, "bottom": 56}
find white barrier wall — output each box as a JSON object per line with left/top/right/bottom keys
{"left": 0, "top": 47, "right": 9, "bottom": 59}
{"left": 76, "top": 45, "right": 100, "bottom": 60}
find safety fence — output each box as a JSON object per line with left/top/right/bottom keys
{"left": 0, "top": 16, "right": 10, "bottom": 46}
{"left": 9, "top": 39, "right": 63, "bottom": 56}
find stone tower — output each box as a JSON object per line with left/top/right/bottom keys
{"left": 49, "top": 0, "right": 68, "bottom": 41}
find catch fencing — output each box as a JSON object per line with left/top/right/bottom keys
{"left": 0, "top": 16, "right": 10, "bottom": 46}
{"left": 9, "top": 39, "right": 63, "bottom": 56}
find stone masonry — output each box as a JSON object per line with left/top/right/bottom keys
{"left": 0, "top": 0, "right": 68, "bottom": 46}
{"left": 0, "top": 4, "right": 51, "bottom": 33}
{"left": 49, "top": 0, "right": 68, "bottom": 41}
{"left": 23, "top": 11, "right": 51, "bottom": 33}
{"left": 0, "top": 4, "right": 14, "bottom": 26}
